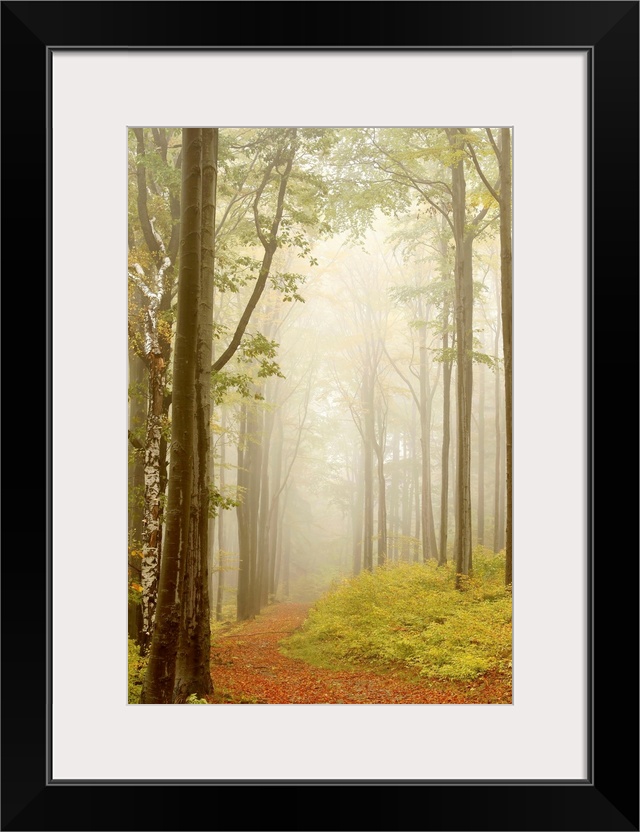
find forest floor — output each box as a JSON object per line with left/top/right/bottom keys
{"left": 210, "top": 602, "right": 511, "bottom": 704}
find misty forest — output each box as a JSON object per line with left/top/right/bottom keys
{"left": 128, "top": 127, "right": 512, "bottom": 705}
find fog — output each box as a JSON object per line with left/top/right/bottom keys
{"left": 129, "top": 127, "right": 511, "bottom": 704}
{"left": 209, "top": 220, "right": 504, "bottom": 609}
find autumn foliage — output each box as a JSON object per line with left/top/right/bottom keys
{"left": 209, "top": 549, "right": 511, "bottom": 705}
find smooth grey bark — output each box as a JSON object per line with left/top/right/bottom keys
{"left": 418, "top": 306, "right": 439, "bottom": 561}
{"left": 268, "top": 412, "right": 284, "bottom": 597}
{"left": 493, "top": 279, "right": 505, "bottom": 554}
{"left": 439, "top": 312, "right": 453, "bottom": 566}
{"left": 477, "top": 346, "right": 486, "bottom": 547}
{"left": 352, "top": 448, "right": 364, "bottom": 574}
{"left": 247, "top": 398, "right": 263, "bottom": 618}
{"left": 401, "top": 430, "right": 412, "bottom": 562}
{"left": 373, "top": 402, "right": 388, "bottom": 566}
{"left": 257, "top": 383, "right": 276, "bottom": 609}
{"left": 498, "top": 128, "right": 513, "bottom": 587}
{"left": 362, "top": 360, "right": 375, "bottom": 572}
{"left": 448, "top": 128, "right": 495, "bottom": 585}
{"left": 236, "top": 404, "right": 251, "bottom": 620}
{"left": 450, "top": 138, "right": 474, "bottom": 584}
{"left": 389, "top": 430, "right": 400, "bottom": 561}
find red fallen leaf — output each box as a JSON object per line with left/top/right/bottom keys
{"left": 210, "top": 602, "right": 512, "bottom": 705}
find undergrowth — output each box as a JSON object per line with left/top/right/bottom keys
{"left": 281, "top": 548, "right": 512, "bottom": 681}
{"left": 128, "top": 638, "right": 149, "bottom": 703}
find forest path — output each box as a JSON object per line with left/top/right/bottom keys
{"left": 210, "top": 602, "right": 509, "bottom": 704}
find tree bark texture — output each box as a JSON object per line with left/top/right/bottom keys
{"left": 142, "top": 128, "right": 203, "bottom": 704}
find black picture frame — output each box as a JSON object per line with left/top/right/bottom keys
{"left": 2, "top": 2, "right": 637, "bottom": 830}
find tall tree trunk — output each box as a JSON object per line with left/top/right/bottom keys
{"left": 257, "top": 397, "right": 276, "bottom": 608}
{"left": 374, "top": 405, "right": 387, "bottom": 567}
{"left": 439, "top": 316, "right": 452, "bottom": 565}
{"left": 352, "top": 448, "right": 363, "bottom": 574}
{"left": 450, "top": 131, "right": 474, "bottom": 585}
{"left": 413, "top": 455, "right": 421, "bottom": 561}
{"left": 418, "top": 317, "right": 438, "bottom": 561}
{"left": 129, "top": 128, "right": 179, "bottom": 655}
{"left": 493, "top": 289, "right": 505, "bottom": 553}
{"left": 389, "top": 430, "right": 400, "bottom": 562}
{"left": 283, "top": 512, "right": 291, "bottom": 598}
{"left": 477, "top": 350, "right": 486, "bottom": 547}
{"left": 268, "top": 413, "right": 284, "bottom": 597}
{"left": 247, "top": 400, "right": 263, "bottom": 617}
{"left": 174, "top": 128, "right": 218, "bottom": 700}
{"left": 128, "top": 314, "right": 147, "bottom": 643}
{"left": 452, "top": 166, "right": 473, "bottom": 586}
{"left": 362, "top": 364, "right": 375, "bottom": 572}
{"left": 128, "top": 327, "right": 147, "bottom": 549}
{"left": 401, "top": 431, "right": 412, "bottom": 562}
{"left": 215, "top": 409, "right": 226, "bottom": 621}
{"left": 142, "top": 128, "right": 203, "bottom": 704}
{"left": 274, "top": 485, "right": 288, "bottom": 596}
{"left": 236, "top": 405, "right": 251, "bottom": 620}
{"left": 139, "top": 352, "right": 166, "bottom": 652}
{"left": 499, "top": 128, "right": 513, "bottom": 587}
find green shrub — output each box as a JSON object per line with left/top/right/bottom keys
{"left": 185, "top": 693, "right": 207, "bottom": 704}
{"left": 282, "top": 548, "right": 511, "bottom": 681}
{"left": 128, "top": 638, "right": 148, "bottom": 703}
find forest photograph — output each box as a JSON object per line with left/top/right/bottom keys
{"left": 127, "top": 126, "right": 513, "bottom": 706}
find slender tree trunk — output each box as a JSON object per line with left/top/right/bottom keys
{"left": 268, "top": 413, "right": 284, "bottom": 597}
{"left": 237, "top": 405, "right": 251, "bottom": 620}
{"left": 389, "top": 430, "right": 400, "bottom": 561}
{"left": 362, "top": 364, "right": 375, "bottom": 571}
{"left": 215, "top": 409, "right": 226, "bottom": 620}
{"left": 493, "top": 296, "right": 504, "bottom": 553}
{"left": 450, "top": 131, "right": 474, "bottom": 585}
{"left": 477, "top": 352, "right": 486, "bottom": 547}
{"left": 418, "top": 316, "right": 438, "bottom": 561}
{"left": 142, "top": 128, "right": 203, "bottom": 704}
{"left": 128, "top": 333, "right": 147, "bottom": 549}
{"left": 439, "top": 317, "right": 452, "bottom": 565}
{"left": 274, "top": 486, "right": 288, "bottom": 596}
{"left": 128, "top": 319, "right": 147, "bottom": 643}
{"left": 352, "top": 449, "right": 363, "bottom": 574}
{"left": 374, "top": 407, "right": 387, "bottom": 567}
{"left": 247, "top": 399, "right": 263, "bottom": 617}
{"left": 139, "top": 352, "right": 166, "bottom": 652}
{"left": 401, "top": 431, "right": 412, "bottom": 562}
{"left": 499, "top": 128, "right": 513, "bottom": 587}
{"left": 257, "top": 399, "right": 275, "bottom": 608}
{"left": 283, "top": 514, "right": 291, "bottom": 597}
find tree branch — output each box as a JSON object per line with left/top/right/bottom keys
{"left": 132, "top": 128, "right": 161, "bottom": 255}
{"left": 486, "top": 128, "right": 500, "bottom": 159}
{"left": 383, "top": 345, "right": 420, "bottom": 411}
{"left": 212, "top": 131, "right": 298, "bottom": 374}
{"left": 466, "top": 141, "right": 499, "bottom": 202}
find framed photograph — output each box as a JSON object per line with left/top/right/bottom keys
{"left": 2, "top": 2, "right": 637, "bottom": 830}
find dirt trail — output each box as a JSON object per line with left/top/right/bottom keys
{"left": 210, "top": 602, "right": 510, "bottom": 704}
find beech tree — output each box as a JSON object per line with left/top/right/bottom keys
{"left": 129, "top": 127, "right": 511, "bottom": 706}
{"left": 144, "top": 129, "right": 305, "bottom": 700}
{"left": 142, "top": 128, "right": 205, "bottom": 704}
